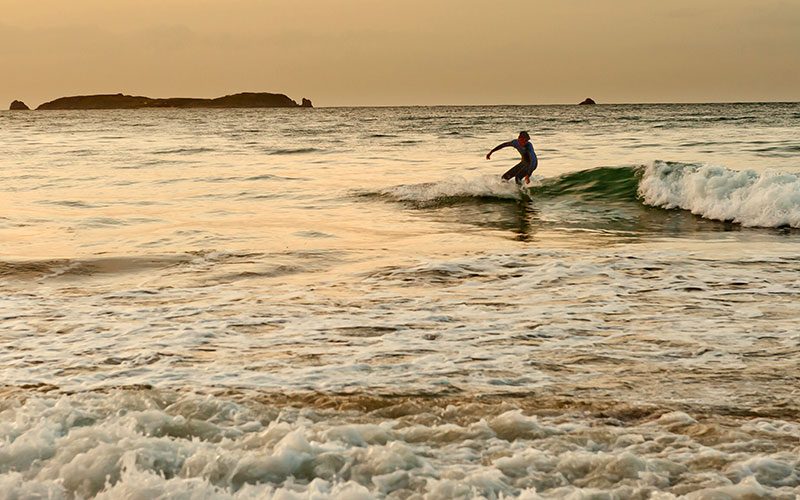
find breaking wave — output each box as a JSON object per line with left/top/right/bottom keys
{"left": 638, "top": 161, "right": 800, "bottom": 228}
{"left": 368, "top": 175, "right": 527, "bottom": 207}
{"left": 371, "top": 162, "right": 800, "bottom": 228}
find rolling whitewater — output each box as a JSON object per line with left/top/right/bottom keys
{"left": 1, "top": 103, "right": 799, "bottom": 498}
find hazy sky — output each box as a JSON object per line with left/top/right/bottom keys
{"left": 2, "top": 0, "right": 799, "bottom": 107}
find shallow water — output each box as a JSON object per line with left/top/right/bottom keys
{"left": 1, "top": 103, "right": 799, "bottom": 498}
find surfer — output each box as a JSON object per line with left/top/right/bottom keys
{"left": 486, "top": 131, "right": 538, "bottom": 184}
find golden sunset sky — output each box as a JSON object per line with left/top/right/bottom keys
{"left": 2, "top": 0, "right": 799, "bottom": 107}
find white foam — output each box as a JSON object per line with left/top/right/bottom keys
{"left": 0, "top": 472, "right": 65, "bottom": 500}
{"left": 683, "top": 475, "right": 772, "bottom": 499}
{"left": 488, "top": 410, "right": 556, "bottom": 441}
{"left": 321, "top": 423, "right": 394, "bottom": 447}
{"left": 638, "top": 161, "right": 800, "bottom": 228}
{"left": 382, "top": 175, "right": 528, "bottom": 203}
{"left": 727, "top": 456, "right": 799, "bottom": 487}
{"left": 654, "top": 411, "right": 697, "bottom": 427}
{"left": 2, "top": 392, "right": 800, "bottom": 498}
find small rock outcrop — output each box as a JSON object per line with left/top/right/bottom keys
{"left": 301, "top": 98, "right": 313, "bottom": 108}
{"left": 579, "top": 98, "right": 597, "bottom": 105}
{"left": 9, "top": 100, "right": 30, "bottom": 110}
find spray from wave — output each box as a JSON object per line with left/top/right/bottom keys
{"left": 638, "top": 161, "right": 800, "bottom": 228}
{"left": 374, "top": 175, "right": 528, "bottom": 206}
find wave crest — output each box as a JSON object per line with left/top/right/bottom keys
{"left": 377, "top": 175, "right": 527, "bottom": 206}
{"left": 639, "top": 161, "right": 800, "bottom": 228}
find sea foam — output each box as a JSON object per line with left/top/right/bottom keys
{"left": 639, "top": 161, "right": 800, "bottom": 228}
{"left": 2, "top": 388, "right": 799, "bottom": 498}
{"left": 381, "top": 175, "right": 528, "bottom": 205}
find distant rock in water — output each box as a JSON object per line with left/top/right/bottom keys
{"left": 9, "top": 100, "right": 30, "bottom": 110}
{"left": 301, "top": 98, "right": 313, "bottom": 108}
{"left": 36, "top": 92, "right": 312, "bottom": 110}
{"left": 579, "top": 98, "right": 597, "bottom": 105}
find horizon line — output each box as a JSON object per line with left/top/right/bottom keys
{"left": 6, "top": 98, "right": 800, "bottom": 110}
{"left": 315, "top": 99, "right": 800, "bottom": 108}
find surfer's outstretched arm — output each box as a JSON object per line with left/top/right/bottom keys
{"left": 486, "top": 141, "right": 512, "bottom": 160}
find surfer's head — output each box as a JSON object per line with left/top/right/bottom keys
{"left": 518, "top": 131, "right": 530, "bottom": 145}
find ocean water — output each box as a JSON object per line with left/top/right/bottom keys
{"left": 1, "top": 103, "right": 799, "bottom": 498}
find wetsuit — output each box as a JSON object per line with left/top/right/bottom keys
{"left": 497, "top": 139, "right": 538, "bottom": 184}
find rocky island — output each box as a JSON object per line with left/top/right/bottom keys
{"left": 9, "top": 100, "right": 30, "bottom": 110}
{"left": 35, "top": 92, "right": 312, "bottom": 110}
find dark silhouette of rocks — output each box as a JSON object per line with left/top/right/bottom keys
{"left": 9, "top": 100, "right": 30, "bottom": 110}
{"left": 579, "top": 98, "right": 597, "bottom": 105}
{"left": 301, "top": 98, "right": 313, "bottom": 108}
{"left": 36, "top": 92, "right": 312, "bottom": 110}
